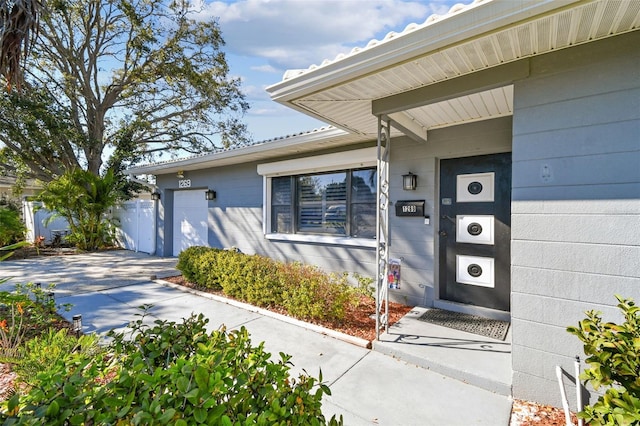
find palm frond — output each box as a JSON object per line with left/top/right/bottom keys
{"left": 0, "top": 0, "right": 41, "bottom": 91}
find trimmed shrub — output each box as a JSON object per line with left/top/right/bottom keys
{"left": 243, "top": 254, "right": 282, "bottom": 308}
{"left": 176, "top": 247, "right": 360, "bottom": 322}
{"left": 192, "top": 247, "right": 225, "bottom": 290}
{"left": 216, "top": 249, "right": 250, "bottom": 300}
{"left": 567, "top": 295, "right": 640, "bottom": 425}
{"left": 176, "top": 245, "right": 212, "bottom": 283}
{"left": 2, "top": 310, "right": 342, "bottom": 425}
{"left": 279, "top": 263, "right": 354, "bottom": 321}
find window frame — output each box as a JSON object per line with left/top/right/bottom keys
{"left": 259, "top": 148, "right": 378, "bottom": 248}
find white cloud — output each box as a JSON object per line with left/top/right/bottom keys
{"left": 195, "top": 0, "right": 451, "bottom": 71}
{"left": 250, "top": 64, "right": 278, "bottom": 73}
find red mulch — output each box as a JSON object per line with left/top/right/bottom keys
{"left": 510, "top": 399, "right": 580, "bottom": 425}
{"left": 162, "top": 275, "right": 412, "bottom": 343}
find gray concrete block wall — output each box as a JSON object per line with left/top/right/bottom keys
{"left": 511, "top": 32, "right": 640, "bottom": 408}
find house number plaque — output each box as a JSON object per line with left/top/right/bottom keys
{"left": 178, "top": 179, "right": 192, "bottom": 188}
{"left": 395, "top": 200, "right": 425, "bottom": 217}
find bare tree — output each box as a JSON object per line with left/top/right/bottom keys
{"left": 0, "top": 0, "right": 249, "bottom": 180}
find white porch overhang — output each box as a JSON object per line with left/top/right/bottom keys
{"left": 266, "top": 0, "right": 640, "bottom": 141}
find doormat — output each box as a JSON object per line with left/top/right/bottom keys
{"left": 417, "top": 309, "right": 510, "bottom": 341}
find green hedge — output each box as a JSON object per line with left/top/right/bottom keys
{"left": 177, "top": 247, "right": 360, "bottom": 322}
{"left": 3, "top": 311, "right": 342, "bottom": 425}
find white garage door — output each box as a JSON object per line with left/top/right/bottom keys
{"left": 173, "top": 190, "right": 208, "bottom": 256}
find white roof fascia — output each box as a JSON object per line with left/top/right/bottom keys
{"left": 266, "top": 0, "right": 582, "bottom": 102}
{"left": 126, "top": 126, "right": 351, "bottom": 175}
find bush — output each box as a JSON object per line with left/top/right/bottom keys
{"left": 2, "top": 309, "right": 342, "bottom": 425}
{"left": 176, "top": 245, "right": 214, "bottom": 283}
{"left": 567, "top": 295, "right": 640, "bottom": 425}
{"left": 12, "top": 328, "right": 101, "bottom": 389}
{"left": 35, "top": 169, "right": 120, "bottom": 251}
{"left": 280, "top": 264, "right": 354, "bottom": 321}
{"left": 0, "top": 206, "right": 25, "bottom": 247}
{"left": 175, "top": 247, "right": 360, "bottom": 322}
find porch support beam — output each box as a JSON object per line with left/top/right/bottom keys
{"left": 375, "top": 116, "right": 391, "bottom": 340}
{"left": 372, "top": 59, "right": 530, "bottom": 115}
{"left": 384, "top": 112, "right": 427, "bottom": 143}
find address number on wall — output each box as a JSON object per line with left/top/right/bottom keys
{"left": 178, "top": 179, "right": 192, "bottom": 188}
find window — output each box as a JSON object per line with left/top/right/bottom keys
{"left": 271, "top": 167, "right": 377, "bottom": 239}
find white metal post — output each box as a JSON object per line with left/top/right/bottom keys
{"left": 375, "top": 116, "right": 391, "bottom": 340}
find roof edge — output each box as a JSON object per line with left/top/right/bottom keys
{"left": 266, "top": 0, "right": 582, "bottom": 102}
{"left": 125, "top": 126, "right": 350, "bottom": 175}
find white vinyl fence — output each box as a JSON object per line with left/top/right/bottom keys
{"left": 112, "top": 199, "right": 156, "bottom": 254}
{"left": 23, "top": 199, "right": 156, "bottom": 254}
{"left": 23, "top": 201, "right": 70, "bottom": 244}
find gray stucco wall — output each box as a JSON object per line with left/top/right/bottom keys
{"left": 510, "top": 32, "right": 640, "bottom": 408}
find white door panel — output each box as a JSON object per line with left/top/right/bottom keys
{"left": 173, "top": 190, "right": 208, "bottom": 256}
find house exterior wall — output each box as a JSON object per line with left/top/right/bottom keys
{"left": 153, "top": 118, "right": 511, "bottom": 307}
{"left": 154, "top": 149, "right": 381, "bottom": 279}
{"left": 510, "top": 32, "right": 640, "bottom": 408}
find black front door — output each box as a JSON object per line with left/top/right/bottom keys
{"left": 438, "top": 153, "right": 512, "bottom": 312}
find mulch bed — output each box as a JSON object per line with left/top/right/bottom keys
{"left": 162, "top": 275, "right": 412, "bottom": 343}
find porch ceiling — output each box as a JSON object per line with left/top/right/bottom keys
{"left": 268, "top": 0, "right": 640, "bottom": 140}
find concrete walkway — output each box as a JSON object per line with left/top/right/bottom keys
{"left": 1, "top": 250, "right": 512, "bottom": 425}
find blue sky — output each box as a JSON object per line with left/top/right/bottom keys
{"left": 192, "top": 0, "right": 460, "bottom": 142}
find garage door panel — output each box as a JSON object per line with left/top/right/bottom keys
{"left": 173, "top": 190, "right": 208, "bottom": 256}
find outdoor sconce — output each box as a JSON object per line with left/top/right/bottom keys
{"left": 177, "top": 170, "right": 185, "bottom": 179}
{"left": 205, "top": 189, "right": 217, "bottom": 201}
{"left": 151, "top": 190, "right": 161, "bottom": 201}
{"left": 402, "top": 172, "right": 418, "bottom": 190}
{"left": 72, "top": 314, "right": 82, "bottom": 337}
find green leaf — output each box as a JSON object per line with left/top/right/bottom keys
{"left": 6, "top": 393, "right": 19, "bottom": 414}
{"left": 176, "top": 376, "right": 190, "bottom": 393}
{"left": 117, "top": 404, "right": 131, "bottom": 418}
{"left": 157, "top": 408, "right": 177, "bottom": 424}
{"left": 63, "top": 383, "right": 77, "bottom": 397}
{"left": 46, "top": 400, "right": 60, "bottom": 416}
{"left": 194, "top": 407, "right": 207, "bottom": 423}
{"left": 194, "top": 365, "right": 209, "bottom": 389}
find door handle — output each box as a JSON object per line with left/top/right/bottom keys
{"left": 439, "top": 230, "right": 448, "bottom": 237}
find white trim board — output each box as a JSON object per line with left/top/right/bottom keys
{"left": 257, "top": 147, "right": 377, "bottom": 177}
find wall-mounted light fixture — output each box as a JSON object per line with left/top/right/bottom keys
{"left": 177, "top": 170, "right": 185, "bottom": 179}
{"left": 151, "top": 190, "right": 161, "bottom": 201}
{"left": 402, "top": 172, "right": 418, "bottom": 190}
{"left": 205, "top": 189, "right": 216, "bottom": 200}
